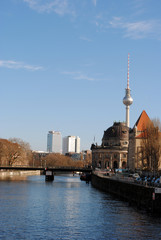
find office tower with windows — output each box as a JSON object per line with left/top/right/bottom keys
{"left": 75, "top": 136, "right": 80, "bottom": 153}
{"left": 47, "top": 131, "right": 62, "bottom": 153}
{"left": 63, "top": 136, "right": 80, "bottom": 155}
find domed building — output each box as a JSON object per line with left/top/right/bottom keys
{"left": 91, "top": 122, "right": 129, "bottom": 170}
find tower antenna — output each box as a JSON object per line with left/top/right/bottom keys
{"left": 127, "top": 53, "right": 130, "bottom": 89}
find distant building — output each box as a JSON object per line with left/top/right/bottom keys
{"left": 66, "top": 152, "right": 81, "bottom": 161}
{"left": 66, "top": 150, "right": 92, "bottom": 162}
{"left": 75, "top": 136, "right": 80, "bottom": 153}
{"left": 63, "top": 136, "right": 80, "bottom": 155}
{"left": 47, "top": 131, "right": 62, "bottom": 153}
{"left": 32, "top": 150, "right": 49, "bottom": 167}
{"left": 91, "top": 122, "right": 129, "bottom": 169}
{"left": 82, "top": 150, "right": 92, "bottom": 160}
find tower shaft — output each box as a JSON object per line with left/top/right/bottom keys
{"left": 126, "top": 106, "right": 130, "bottom": 128}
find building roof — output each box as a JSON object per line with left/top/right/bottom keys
{"left": 102, "top": 122, "right": 129, "bottom": 145}
{"left": 134, "top": 110, "right": 151, "bottom": 132}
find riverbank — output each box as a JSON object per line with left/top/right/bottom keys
{"left": 91, "top": 171, "right": 161, "bottom": 214}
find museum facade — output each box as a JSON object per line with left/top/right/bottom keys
{"left": 91, "top": 122, "right": 129, "bottom": 170}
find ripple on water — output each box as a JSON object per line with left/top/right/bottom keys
{"left": 0, "top": 175, "right": 161, "bottom": 240}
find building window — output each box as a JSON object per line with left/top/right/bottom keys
{"left": 98, "top": 161, "right": 101, "bottom": 168}
{"left": 114, "top": 154, "right": 117, "bottom": 159}
{"left": 122, "top": 161, "right": 126, "bottom": 169}
{"left": 113, "top": 161, "right": 118, "bottom": 169}
{"left": 105, "top": 161, "right": 109, "bottom": 168}
{"left": 122, "top": 131, "right": 127, "bottom": 134}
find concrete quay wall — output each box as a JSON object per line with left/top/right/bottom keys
{"left": 91, "top": 173, "right": 161, "bottom": 214}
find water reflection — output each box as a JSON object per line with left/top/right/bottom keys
{"left": 0, "top": 174, "right": 161, "bottom": 240}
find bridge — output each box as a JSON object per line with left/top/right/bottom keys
{"left": 0, "top": 166, "right": 92, "bottom": 181}
{"left": 0, "top": 166, "right": 92, "bottom": 172}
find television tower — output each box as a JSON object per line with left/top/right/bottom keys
{"left": 123, "top": 53, "right": 133, "bottom": 128}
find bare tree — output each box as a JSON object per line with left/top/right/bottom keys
{"left": 152, "top": 118, "right": 161, "bottom": 131}
{"left": 0, "top": 139, "right": 22, "bottom": 166}
{"left": 6, "top": 143, "right": 22, "bottom": 166}
{"left": 0, "top": 138, "right": 32, "bottom": 166}
{"left": 9, "top": 138, "right": 31, "bottom": 151}
{"left": 43, "top": 153, "right": 84, "bottom": 168}
{"left": 141, "top": 120, "right": 161, "bottom": 174}
{"left": 9, "top": 138, "right": 32, "bottom": 165}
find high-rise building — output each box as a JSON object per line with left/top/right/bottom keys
{"left": 75, "top": 136, "right": 80, "bottom": 153}
{"left": 63, "top": 136, "right": 80, "bottom": 155}
{"left": 47, "top": 131, "right": 62, "bottom": 153}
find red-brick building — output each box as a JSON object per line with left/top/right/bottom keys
{"left": 128, "top": 110, "right": 161, "bottom": 171}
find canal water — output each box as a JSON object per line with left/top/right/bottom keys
{"left": 0, "top": 174, "right": 161, "bottom": 240}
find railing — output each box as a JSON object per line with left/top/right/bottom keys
{"left": 93, "top": 170, "right": 161, "bottom": 188}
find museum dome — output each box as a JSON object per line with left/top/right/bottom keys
{"left": 102, "top": 122, "right": 129, "bottom": 146}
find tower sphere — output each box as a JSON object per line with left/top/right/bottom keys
{"left": 123, "top": 92, "right": 133, "bottom": 106}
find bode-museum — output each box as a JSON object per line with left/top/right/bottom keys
{"left": 91, "top": 122, "right": 129, "bottom": 170}
{"left": 91, "top": 55, "right": 161, "bottom": 172}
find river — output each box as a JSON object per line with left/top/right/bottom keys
{"left": 0, "top": 174, "right": 161, "bottom": 240}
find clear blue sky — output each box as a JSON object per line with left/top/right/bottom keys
{"left": 1, "top": 0, "right": 161, "bottom": 151}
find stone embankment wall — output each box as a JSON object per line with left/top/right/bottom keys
{"left": 0, "top": 170, "right": 40, "bottom": 177}
{"left": 91, "top": 173, "right": 161, "bottom": 214}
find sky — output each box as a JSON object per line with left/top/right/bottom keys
{"left": 1, "top": 0, "right": 161, "bottom": 152}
